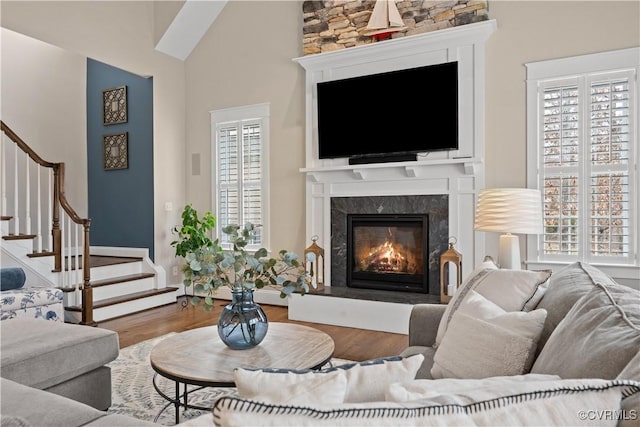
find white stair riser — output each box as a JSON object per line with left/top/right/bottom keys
{"left": 90, "top": 262, "right": 144, "bottom": 281}
{"left": 92, "top": 291, "right": 178, "bottom": 322}
{"left": 62, "top": 277, "right": 156, "bottom": 306}
{"left": 93, "top": 277, "right": 156, "bottom": 301}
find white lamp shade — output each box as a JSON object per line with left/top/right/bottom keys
{"left": 474, "top": 188, "right": 543, "bottom": 235}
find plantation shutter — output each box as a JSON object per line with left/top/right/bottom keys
{"left": 242, "top": 122, "right": 262, "bottom": 246}
{"left": 588, "top": 77, "right": 631, "bottom": 260}
{"left": 542, "top": 84, "right": 580, "bottom": 256}
{"left": 538, "top": 70, "right": 635, "bottom": 263}
{"left": 216, "top": 119, "right": 263, "bottom": 248}
{"left": 218, "top": 124, "right": 240, "bottom": 246}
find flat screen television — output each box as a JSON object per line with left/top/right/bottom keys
{"left": 316, "top": 61, "right": 458, "bottom": 164}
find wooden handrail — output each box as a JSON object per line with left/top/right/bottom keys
{"left": 1, "top": 120, "right": 94, "bottom": 326}
{"left": 1, "top": 121, "right": 56, "bottom": 168}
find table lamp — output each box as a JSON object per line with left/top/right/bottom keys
{"left": 474, "top": 188, "right": 543, "bottom": 269}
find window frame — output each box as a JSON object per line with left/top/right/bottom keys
{"left": 525, "top": 47, "right": 639, "bottom": 280}
{"left": 210, "top": 103, "right": 270, "bottom": 252}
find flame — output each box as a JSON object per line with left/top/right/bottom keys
{"left": 361, "top": 232, "right": 408, "bottom": 272}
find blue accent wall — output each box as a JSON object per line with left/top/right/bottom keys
{"left": 86, "top": 59, "right": 154, "bottom": 260}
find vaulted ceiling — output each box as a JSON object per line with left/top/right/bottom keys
{"left": 154, "top": 0, "right": 227, "bottom": 61}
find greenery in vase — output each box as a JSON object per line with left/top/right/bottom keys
{"left": 182, "top": 222, "right": 313, "bottom": 311}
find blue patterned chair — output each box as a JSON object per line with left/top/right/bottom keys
{"left": 0, "top": 268, "right": 64, "bottom": 322}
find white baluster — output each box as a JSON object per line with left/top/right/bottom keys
{"left": 24, "top": 152, "right": 31, "bottom": 235}
{"left": 36, "top": 166, "right": 42, "bottom": 252}
{"left": 59, "top": 211, "right": 65, "bottom": 287}
{"left": 1, "top": 136, "right": 6, "bottom": 216}
{"left": 13, "top": 143, "right": 19, "bottom": 235}
{"left": 75, "top": 223, "right": 80, "bottom": 290}
{"left": 67, "top": 214, "right": 72, "bottom": 289}
{"left": 47, "top": 169, "right": 53, "bottom": 252}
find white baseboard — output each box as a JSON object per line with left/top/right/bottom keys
{"left": 288, "top": 293, "right": 410, "bottom": 334}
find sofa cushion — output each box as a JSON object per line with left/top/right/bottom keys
{"left": 431, "top": 291, "right": 547, "bottom": 379}
{"left": 534, "top": 261, "right": 614, "bottom": 351}
{"left": 434, "top": 266, "right": 551, "bottom": 347}
{"left": 211, "top": 379, "right": 640, "bottom": 427}
{"left": 532, "top": 282, "right": 640, "bottom": 380}
{"left": 0, "top": 319, "right": 119, "bottom": 389}
{"left": 0, "top": 377, "right": 105, "bottom": 427}
{"left": 385, "top": 374, "right": 561, "bottom": 402}
{"left": 0, "top": 268, "right": 26, "bottom": 291}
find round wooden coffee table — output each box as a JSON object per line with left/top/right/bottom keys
{"left": 150, "top": 322, "right": 335, "bottom": 423}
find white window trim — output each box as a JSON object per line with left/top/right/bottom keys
{"left": 525, "top": 47, "right": 640, "bottom": 282}
{"left": 210, "top": 102, "right": 271, "bottom": 253}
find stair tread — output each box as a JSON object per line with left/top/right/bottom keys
{"left": 65, "top": 287, "right": 178, "bottom": 311}
{"left": 3, "top": 234, "right": 36, "bottom": 240}
{"left": 91, "top": 272, "right": 155, "bottom": 288}
{"left": 27, "top": 251, "right": 55, "bottom": 258}
{"left": 53, "top": 255, "right": 145, "bottom": 272}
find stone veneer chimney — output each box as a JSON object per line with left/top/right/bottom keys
{"left": 303, "top": 0, "right": 489, "bottom": 55}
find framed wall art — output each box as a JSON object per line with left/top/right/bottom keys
{"left": 102, "top": 85, "right": 128, "bottom": 125}
{"left": 103, "top": 132, "right": 128, "bottom": 170}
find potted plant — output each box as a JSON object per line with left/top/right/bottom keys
{"left": 173, "top": 206, "right": 312, "bottom": 350}
{"left": 170, "top": 204, "right": 216, "bottom": 258}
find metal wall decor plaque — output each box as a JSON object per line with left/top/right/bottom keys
{"left": 102, "top": 85, "right": 128, "bottom": 125}
{"left": 103, "top": 132, "right": 128, "bottom": 170}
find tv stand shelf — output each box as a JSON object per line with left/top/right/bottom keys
{"left": 300, "top": 158, "right": 479, "bottom": 182}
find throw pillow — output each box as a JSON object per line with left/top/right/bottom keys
{"left": 234, "top": 368, "right": 347, "bottom": 404}
{"left": 534, "top": 261, "right": 620, "bottom": 352}
{"left": 234, "top": 354, "right": 424, "bottom": 404}
{"left": 327, "top": 354, "right": 424, "bottom": 402}
{"left": 211, "top": 379, "right": 640, "bottom": 427}
{"left": 0, "top": 268, "right": 26, "bottom": 291}
{"left": 532, "top": 282, "right": 640, "bottom": 380}
{"left": 434, "top": 265, "right": 551, "bottom": 347}
{"left": 431, "top": 290, "right": 547, "bottom": 379}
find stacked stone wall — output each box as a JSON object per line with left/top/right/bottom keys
{"left": 303, "top": 0, "right": 489, "bottom": 55}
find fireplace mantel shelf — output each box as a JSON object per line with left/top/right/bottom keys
{"left": 301, "top": 157, "right": 480, "bottom": 182}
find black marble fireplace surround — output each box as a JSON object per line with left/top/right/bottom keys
{"left": 331, "top": 195, "right": 449, "bottom": 300}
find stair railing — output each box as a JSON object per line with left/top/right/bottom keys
{"left": 0, "top": 121, "right": 94, "bottom": 325}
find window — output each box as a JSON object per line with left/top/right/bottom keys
{"left": 211, "top": 103, "right": 270, "bottom": 251}
{"left": 526, "top": 48, "right": 638, "bottom": 269}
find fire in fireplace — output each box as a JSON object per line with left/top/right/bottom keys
{"left": 347, "top": 214, "right": 429, "bottom": 293}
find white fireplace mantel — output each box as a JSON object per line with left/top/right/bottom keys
{"left": 290, "top": 20, "right": 497, "bottom": 333}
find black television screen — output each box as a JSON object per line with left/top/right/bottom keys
{"left": 316, "top": 61, "right": 458, "bottom": 161}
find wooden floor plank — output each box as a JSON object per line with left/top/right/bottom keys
{"left": 100, "top": 297, "right": 408, "bottom": 362}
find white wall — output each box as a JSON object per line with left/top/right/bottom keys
{"left": 1, "top": 28, "right": 88, "bottom": 214}
{"left": 184, "top": 1, "right": 306, "bottom": 254}
{"left": 184, "top": 0, "right": 639, "bottom": 265}
{"left": 2, "top": 0, "right": 638, "bottom": 279}
{"left": 0, "top": 1, "right": 187, "bottom": 282}
{"left": 484, "top": 1, "right": 639, "bottom": 262}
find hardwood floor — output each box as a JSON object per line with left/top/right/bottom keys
{"left": 100, "top": 297, "right": 409, "bottom": 362}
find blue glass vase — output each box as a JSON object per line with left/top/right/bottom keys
{"left": 217, "top": 289, "right": 268, "bottom": 350}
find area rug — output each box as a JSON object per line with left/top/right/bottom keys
{"left": 107, "top": 333, "right": 351, "bottom": 426}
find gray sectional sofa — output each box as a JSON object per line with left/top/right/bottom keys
{"left": 0, "top": 318, "right": 154, "bottom": 426}
{"left": 401, "top": 261, "right": 640, "bottom": 426}
{"left": 1, "top": 262, "right": 637, "bottom": 426}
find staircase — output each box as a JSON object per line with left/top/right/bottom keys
{"left": 63, "top": 253, "right": 178, "bottom": 323}
{"left": 1, "top": 121, "right": 178, "bottom": 324}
